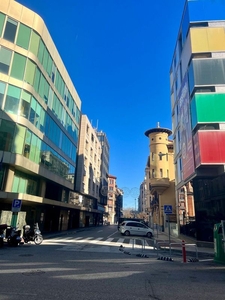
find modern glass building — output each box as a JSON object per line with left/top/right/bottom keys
{"left": 0, "top": 0, "right": 83, "bottom": 231}
{"left": 171, "top": 0, "right": 225, "bottom": 241}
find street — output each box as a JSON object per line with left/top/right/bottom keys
{"left": 0, "top": 225, "right": 224, "bottom": 300}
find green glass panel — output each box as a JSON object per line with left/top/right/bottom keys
{"left": 33, "top": 67, "right": 41, "bottom": 92}
{"left": 13, "top": 124, "right": 26, "bottom": 154}
{"left": 30, "top": 134, "right": 38, "bottom": 161}
{"left": 192, "top": 93, "right": 225, "bottom": 126}
{"left": 35, "top": 138, "right": 41, "bottom": 164}
{"left": 19, "top": 178, "right": 26, "bottom": 193}
{"left": 42, "top": 47, "right": 49, "bottom": 71}
{"left": 29, "top": 97, "right": 37, "bottom": 125}
{"left": 16, "top": 23, "right": 31, "bottom": 50}
{"left": 12, "top": 176, "right": 20, "bottom": 193}
{"left": 46, "top": 55, "right": 53, "bottom": 78}
{"left": 20, "top": 90, "right": 31, "bottom": 118}
{"left": 4, "top": 85, "right": 21, "bottom": 115}
{"left": 0, "top": 81, "right": 6, "bottom": 108}
{"left": 0, "top": 13, "right": 5, "bottom": 37}
{"left": 37, "top": 39, "right": 44, "bottom": 64}
{"left": 29, "top": 31, "right": 40, "bottom": 56}
{"left": 24, "top": 59, "right": 36, "bottom": 85}
{"left": 0, "top": 47, "right": 12, "bottom": 74}
{"left": 10, "top": 53, "right": 26, "bottom": 80}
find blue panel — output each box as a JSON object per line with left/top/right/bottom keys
{"left": 188, "top": 0, "right": 225, "bottom": 22}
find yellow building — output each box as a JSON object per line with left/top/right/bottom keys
{"left": 145, "top": 124, "right": 176, "bottom": 234}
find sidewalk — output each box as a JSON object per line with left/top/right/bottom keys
{"left": 153, "top": 230, "right": 214, "bottom": 257}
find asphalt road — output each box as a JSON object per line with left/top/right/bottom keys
{"left": 0, "top": 226, "right": 224, "bottom": 300}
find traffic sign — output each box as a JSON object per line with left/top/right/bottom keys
{"left": 12, "top": 199, "right": 22, "bottom": 213}
{"left": 164, "top": 205, "right": 172, "bottom": 214}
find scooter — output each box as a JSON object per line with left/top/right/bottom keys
{"left": 0, "top": 224, "right": 7, "bottom": 247}
{"left": 22, "top": 223, "right": 43, "bottom": 245}
{"left": 6, "top": 226, "right": 22, "bottom": 246}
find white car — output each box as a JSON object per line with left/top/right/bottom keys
{"left": 119, "top": 221, "right": 153, "bottom": 238}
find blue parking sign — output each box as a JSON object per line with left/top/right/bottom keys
{"left": 12, "top": 199, "right": 22, "bottom": 212}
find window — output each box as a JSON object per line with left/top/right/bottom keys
{"left": 3, "top": 18, "right": 17, "bottom": 43}
{"left": 159, "top": 152, "right": 162, "bottom": 160}
{"left": 16, "top": 23, "right": 31, "bottom": 50}
{"left": 24, "top": 59, "right": 36, "bottom": 85}
{"left": 0, "top": 13, "right": 5, "bottom": 37}
{"left": 0, "top": 47, "right": 12, "bottom": 74}
{"left": 20, "top": 90, "right": 31, "bottom": 118}
{"left": 0, "top": 119, "right": 14, "bottom": 151}
{"left": 160, "top": 169, "right": 163, "bottom": 178}
{"left": 152, "top": 169, "right": 155, "bottom": 178}
{"left": 0, "top": 81, "right": 6, "bottom": 109}
{"left": 10, "top": 52, "right": 26, "bottom": 80}
{"left": 152, "top": 152, "right": 154, "bottom": 161}
{"left": 29, "top": 30, "right": 40, "bottom": 56}
{"left": 4, "top": 84, "right": 21, "bottom": 115}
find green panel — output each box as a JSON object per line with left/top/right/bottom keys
{"left": 4, "top": 85, "right": 21, "bottom": 115}
{"left": 0, "top": 13, "right": 5, "bottom": 37}
{"left": 30, "top": 134, "right": 38, "bottom": 162}
{"left": 19, "top": 178, "right": 27, "bottom": 193}
{"left": 16, "top": 23, "right": 31, "bottom": 50}
{"left": 24, "top": 59, "right": 36, "bottom": 85}
{"left": 13, "top": 124, "right": 26, "bottom": 154}
{"left": 193, "top": 94, "right": 225, "bottom": 126}
{"left": 10, "top": 53, "right": 26, "bottom": 80}
{"left": 0, "top": 81, "right": 6, "bottom": 108}
{"left": 29, "top": 31, "right": 40, "bottom": 56}
{"left": 33, "top": 67, "right": 41, "bottom": 92}
{"left": 35, "top": 138, "right": 41, "bottom": 164}
{"left": 12, "top": 176, "right": 20, "bottom": 193}
{"left": 37, "top": 39, "right": 44, "bottom": 64}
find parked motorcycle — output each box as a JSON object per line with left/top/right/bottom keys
{"left": 0, "top": 224, "right": 7, "bottom": 247}
{"left": 6, "top": 226, "right": 22, "bottom": 246}
{"left": 22, "top": 223, "right": 43, "bottom": 245}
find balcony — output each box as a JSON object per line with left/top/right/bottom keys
{"left": 150, "top": 177, "right": 170, "bottom": 194}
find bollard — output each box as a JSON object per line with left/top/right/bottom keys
{"left": 182, "top": 240, "right": 186, "bottom": 263}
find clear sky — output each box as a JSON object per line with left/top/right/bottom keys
{"left": 17, "top": 0, "right": 185, "bottom": 208}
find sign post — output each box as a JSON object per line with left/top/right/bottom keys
{"left": 11, "top": 199, "right": 22, "bottom": 227}
{"left": 164, "top": 205, "right": 172, "bottom": 245}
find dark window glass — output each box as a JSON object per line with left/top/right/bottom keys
{"left": 3, "top": 18, "right": 17, "bottom": 43}
{"left": 0, "top": 119, "right": 15, "bottom": 151}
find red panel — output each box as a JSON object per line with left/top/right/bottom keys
{"left": 198, "top": 131, "right": 225, "bottom": 164}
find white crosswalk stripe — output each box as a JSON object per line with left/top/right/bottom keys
{"left": 43, "top": 236, "right": 154, "bottom": 254}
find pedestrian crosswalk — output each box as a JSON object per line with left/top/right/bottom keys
{"left": 43, "top": 236, "right": 155, "bottom": 253}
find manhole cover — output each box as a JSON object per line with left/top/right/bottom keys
{"left": 19, "top": 254, "right": 33, "bottom": 257}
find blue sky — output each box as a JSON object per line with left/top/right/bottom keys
{"left": 17, "top": 0, "right": 185, "bottom": 208}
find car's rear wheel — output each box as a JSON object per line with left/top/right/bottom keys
{"left": 124, "top": 230, "right": 130, "bottom": 236}
{"left": 147, "top": 232, "right": 152, "bottom": 238}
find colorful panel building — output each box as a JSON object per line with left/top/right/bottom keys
{"left": 171, "top": 0, "right": 225, "bottom": 241}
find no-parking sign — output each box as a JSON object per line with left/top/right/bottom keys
{"left": 12, "top": 199, "right": 22, "bottom": 213}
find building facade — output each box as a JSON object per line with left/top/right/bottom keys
{"left": 96, "top": 130, "right": 110, "bottom": 209}
{"left": 0, "top": 0, "right": 100, "bottom": 231}
{"left": 170, "top": 0, "right": 225, "bottom": 241}
{"left": 74, "top": 115, "right": 104, "bottom": 226}
{"left": 145, "top": 125, "right": 176, "bottom": 234}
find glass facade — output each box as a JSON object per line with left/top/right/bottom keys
{"left": 0, "top": 10, "right": 81, "bottom": 187}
